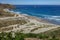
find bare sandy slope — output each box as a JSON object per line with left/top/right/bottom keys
{"left": 0, "top": 14, "right": 60, "bottom": 34}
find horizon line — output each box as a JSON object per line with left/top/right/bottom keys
{"left": 1, "top": 3, "right": 60, "bottom": 5}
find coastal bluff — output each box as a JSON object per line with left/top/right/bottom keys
{"left": 0, "top": 4, "right": 60, "bottom": 40}
{"left": 0, "top": 4, "right": 60, "bottom": 33}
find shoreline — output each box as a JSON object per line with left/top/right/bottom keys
{"left": 4, "top": 8, "right": 60, "bottom": 25}
{"left": 0, "top": 8, "right": 60, "bottom": 34}
{"left": 18, "top": 13, "right": 60, "bottom": 25}
{"left": 9, "top": 10, "right": 60, "bottom": 25}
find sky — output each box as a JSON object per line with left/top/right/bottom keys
{"left": 0, "top": 0, "right": 60, "bottom": 5}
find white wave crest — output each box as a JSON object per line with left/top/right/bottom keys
{"left": 43, "top": 15, "right": 60, "bottom": 21}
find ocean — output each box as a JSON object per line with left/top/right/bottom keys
{"left": 13, "top": 5, "right": 60, "bottom": 25}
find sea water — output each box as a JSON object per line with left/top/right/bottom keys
{"left": 13, "top": 5, "right": 60, "bottom": 25}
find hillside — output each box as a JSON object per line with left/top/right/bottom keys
{"left": 0, "top": 3, "right": 16, "bottom": 17}
{"left": 0, "top": 4, "right": 60, "bottom": 40}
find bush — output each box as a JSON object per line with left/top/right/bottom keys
{"left": 38, "top": 34, "right": 49, "bottom": 39}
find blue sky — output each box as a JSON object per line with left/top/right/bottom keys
{"left": 0, "top": 0, "right": 60, "bottom": 5}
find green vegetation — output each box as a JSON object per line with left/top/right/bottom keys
{"left": 0, "top": 27, "right": 60, "bottom": 40}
